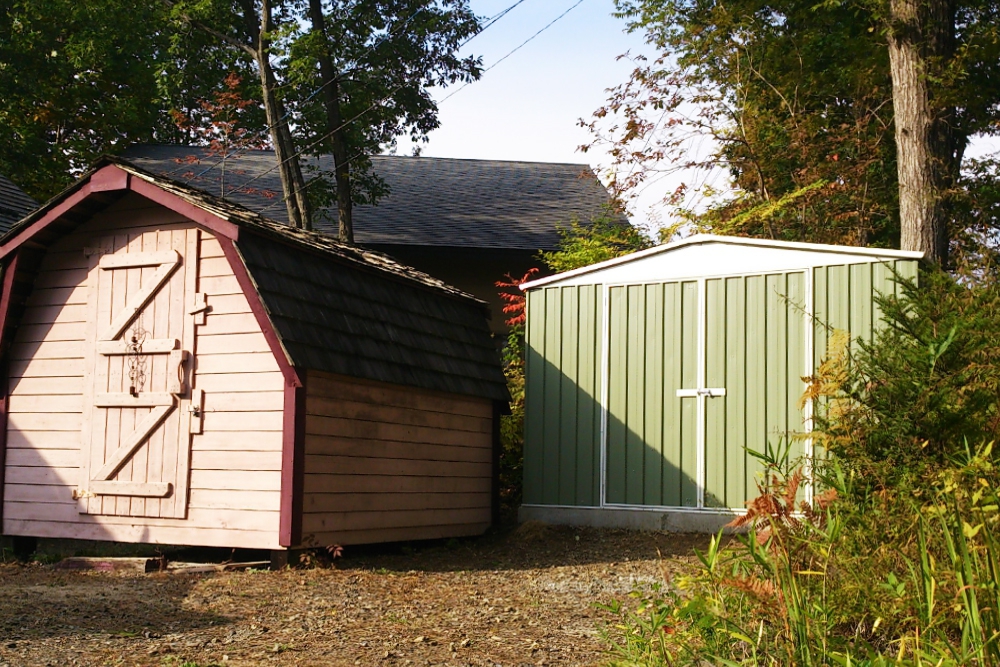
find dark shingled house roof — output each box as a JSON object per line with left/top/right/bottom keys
{"left": 123, "top": 144, "right": 618, "bottom": 251}
{"left": 3, "top": 157, "right": 509, "bottom": 402}
{"left": 0, "top": 175, "right": 37, "bottom": 233}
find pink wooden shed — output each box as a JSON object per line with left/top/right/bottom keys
{"left": 0, "top": 158, "right": 508, "bottom": 557}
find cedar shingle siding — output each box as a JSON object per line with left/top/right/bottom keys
{"left": 236, "top": 231, "right": 508, "bottom": 401}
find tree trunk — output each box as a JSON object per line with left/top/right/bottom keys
{"left": 308, "top": 0, "right": 354, "bottom": 244}
{"left": 255, "top": 0, "right": 312, "bottom": 229}
{"left": 887, "top": 0, "right": 955, "bottom": 265}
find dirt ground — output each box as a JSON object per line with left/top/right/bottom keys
{"left": 0, "top": 525, "right": 707, "bottom": 667}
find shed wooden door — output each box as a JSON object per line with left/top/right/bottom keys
{"left": 78, "top": 229, "right": 200, "bottom": 519}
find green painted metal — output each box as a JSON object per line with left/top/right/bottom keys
{"left": 523, "top": 257, "right": 921, "bottom": 511}
{"left": 523, "top": 286, "right": 603, "bottom": 506}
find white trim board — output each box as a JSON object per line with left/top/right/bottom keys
{"left": 519, "top": 504, "right": 744, "bottom": 533}
{"left": 522, "top": 234, "right": 923, "bottom": 290}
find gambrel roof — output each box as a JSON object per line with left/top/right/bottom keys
{"left": 123, "top": 144, "right": 622, "bottom": 250}
{"left": 1, "top": 157, "right": 508, "bottom": 402}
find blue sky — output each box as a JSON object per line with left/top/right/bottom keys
{"left": 397, "top": 0, "right": 668, "bottom": 231}
{"left": 401, "top": 0, "right": 1000, "bottom": 236}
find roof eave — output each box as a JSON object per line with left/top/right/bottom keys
{"left": 520, "top": 234, "right": 926, "bottom": 290}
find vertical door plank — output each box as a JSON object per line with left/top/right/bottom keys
{"left": 643, "top": 284, "right": 664, "bottom": 506}
{"left": 77, "top": 250, "right": 101, "bottom": 514}
{"left": 724, "top": 277, "right": 747, "bottom": 508}
{"left": 120, "top": 231, "right": 143, "bottom": 516}
{"left": 679, "top": 281, "right": 699, "bottom": 507}
{"left": 660, "top": 282, "right": 682, "bottom": 508}
{"left": 624, "top": 284, "right": 645, "bottom": 506}
{"left": 172, "top": 227, "right": 199, "bottom": 519}
{"left": 147, "top": 229, "right": 173, "bottom": 518}
{"left": 704, "top": 278, "right": 727, "bottom": 508}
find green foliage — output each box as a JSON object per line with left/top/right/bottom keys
{"left": 601, "top": 271, "right": 1000, "bottom": 665}
{"left": 591, "top": 0, "right": 1000, "bottom": 248}
{"left": 603, "top": 446, "right": 1000, "bottom": 666}
{"left": 0, "top": 1, "right": 164, "bottom": 199}
{"left": 819, "top": 267, "right": 1000, "bottom": 491}
{"left": 538, "top": 211, "right": 652, "bottom": 274}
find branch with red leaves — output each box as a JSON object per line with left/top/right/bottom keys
{"left": 496, "top": 268, "right": 540, "bottom": 328}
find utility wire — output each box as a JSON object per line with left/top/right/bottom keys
{"left": 439, "top": 0, "right": 586, "bottom": 104}
{"left": 168, "top": 1, "right": 429, "bottom": 179}
{"left": 215, "top": 0, "right": 544, "bottom": 202}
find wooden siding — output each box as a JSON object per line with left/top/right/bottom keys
{"left": 302, "top": 371, "right": 492, "bottom": 546}
{"left": 3, "top": 193, "right": 285, "bottom": 549}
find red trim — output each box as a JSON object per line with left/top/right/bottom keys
{"left": 0, "top": 185, "right": 94, "bottom": 260}
{"left": 0, "top": 164, "right": 241, "bottom": 261}
{"left": 279, "top": 374, "right": 307, "bottom": 547}
{"left": 216, "top": 235, "right": 301, "bottom": 388}
{"left": 130, "top": 178, "right": 240, "bottom": 240}
{"left": 0, "top": 251, "right": 21, "bottom": 526}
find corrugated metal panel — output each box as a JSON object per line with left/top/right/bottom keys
{"left": 524, "top": 256, "right": 921, "bottom": 512}
{"left": 700, "top": 273, "right": 807, "bottom": 509}
{"left": 606, "top": 281, "right": 700, "bottom": 507}
{"left": 813, "top": 259, "right": 920, "bottom": 366}
{"left": 522, "top": 286, "right": 603, "bottom": 506}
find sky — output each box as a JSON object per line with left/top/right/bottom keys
{"left": 396, "top": 0, "right": 669, "bottom": 232}
{"left": 400, "top": 0, "right": 1000, "bottom": 238}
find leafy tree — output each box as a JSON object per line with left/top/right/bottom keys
{"left": 0, "top": 0, "right": 167, "bottom": 200}
{"left": 167, "top": 0, "right": 481, "bottom": 237}
{"left": 166, "top": 0, "right": 313, "bottom": 228}
{"left": 593, "top": 0, "right": 1000, "bottom": 254}
{"left": 0, "top": 0, "right": 264, "bottom": 201}
{"left": 538, "top": 211, "right": 653, "bottom": 272}
{"left": 287, "top": 0, "right": 482, "bottom": 242}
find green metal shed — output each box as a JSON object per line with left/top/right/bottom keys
{"left": 519, "top": 235, "right": 922, "bottom": 531}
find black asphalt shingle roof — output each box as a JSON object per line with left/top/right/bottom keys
{"left": 0, "top": 175, "right": 37, "bottom": 233}
{"left": 123, "top": 144, "right": 618, "bottom": 250}
{"left": 4, "top": 158, "right": 509, "bottom": 402}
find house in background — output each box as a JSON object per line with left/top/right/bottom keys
{"left": 123, "top": 145, "right": 625, "bottom": 334}
{"left": 0, "top": 175, "right": 37, "bottom": 233}
{"left": 0, "top": 157, "right": 507, "bottom": 559}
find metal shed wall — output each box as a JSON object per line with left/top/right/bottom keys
{"left": 523, "top": 258, "right": 919, "bottom": 518}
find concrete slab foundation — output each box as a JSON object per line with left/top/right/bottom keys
{"left": 518, "top": 504, "right": 743, "bottom": 533}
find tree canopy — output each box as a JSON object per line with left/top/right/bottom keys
{"left": 589, "top": 0, "right": 1000, "bottom": 257}
{"left": 1, "top": 0, "right": 481, "bottom": 232}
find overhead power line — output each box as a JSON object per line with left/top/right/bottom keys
{"left": 213, "top": 0, "right": 548, "bottom": 202}
{"left": 439, "top": 0, "right": 587, "bottom": 104}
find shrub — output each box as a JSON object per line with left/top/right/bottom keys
{"left": 601, "top": 266, "right": 1000, "bottom": 665}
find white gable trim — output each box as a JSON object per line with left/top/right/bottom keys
{"left": 521, "top": 234, "right": 924, "bottom": 290}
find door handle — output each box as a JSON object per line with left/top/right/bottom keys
{"left": 676, "top": 387, "right": 727, "bottom": 398}
{"left": 168, "top": 349, "right": 190, "bottom": 396}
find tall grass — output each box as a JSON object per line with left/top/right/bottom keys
{"left": 603, "top": 443, "right": 1000, "bottom": 666}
